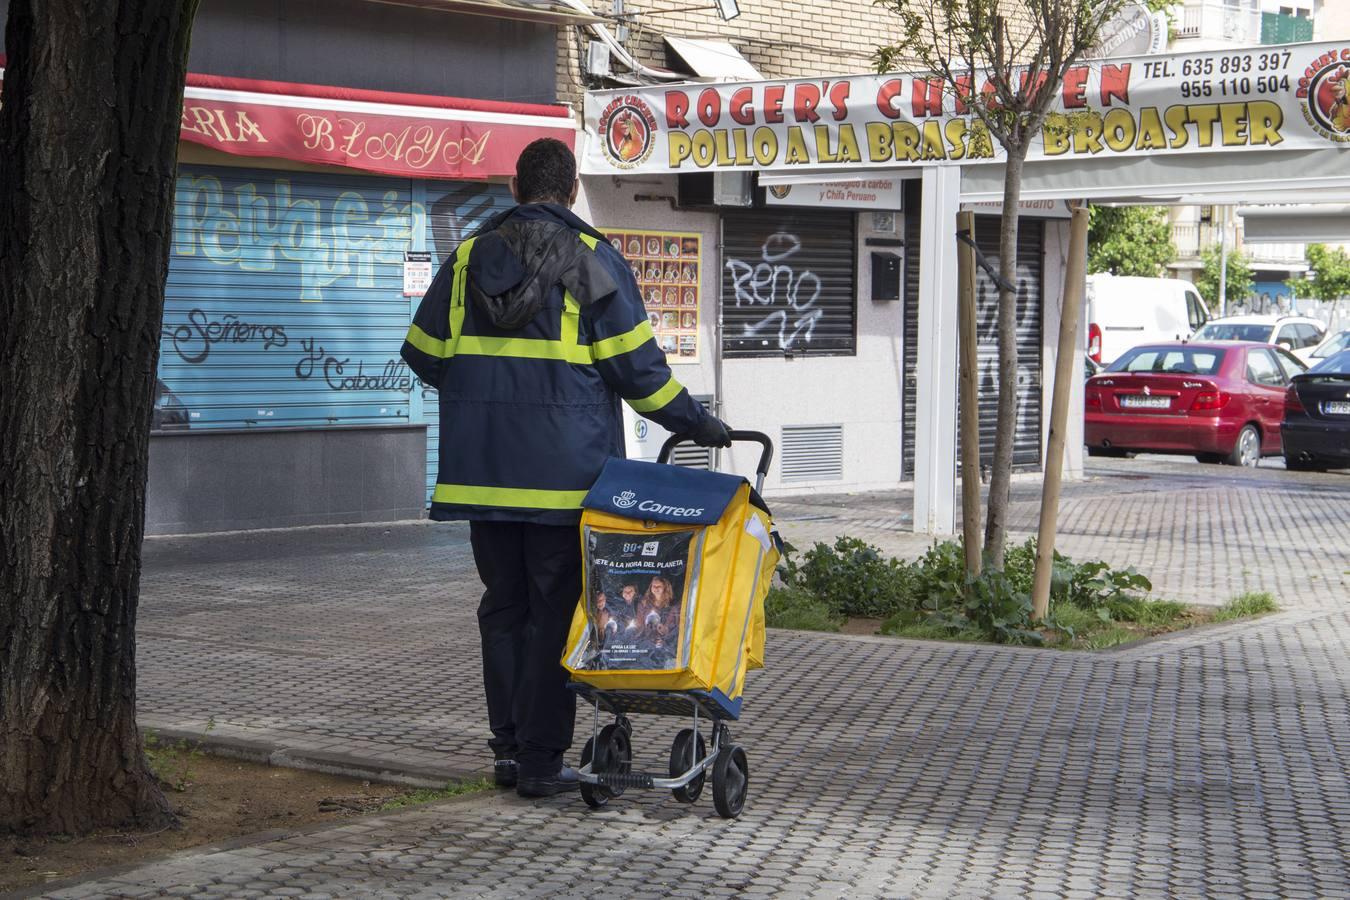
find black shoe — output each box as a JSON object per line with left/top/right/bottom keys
{"left": 516, "top": 766, "right": 579, "bottom": 798}
{"left": 494, "top": 759, "right": 518, "bottom": 788}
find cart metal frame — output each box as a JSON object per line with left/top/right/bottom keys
{"left": 568, "top": 431, "right": 773, "bottom": 818}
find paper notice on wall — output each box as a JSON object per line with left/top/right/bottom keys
{"left": 403, "top": 251, "right": 433, "bottom": 297}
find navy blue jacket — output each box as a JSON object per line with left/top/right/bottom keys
{"left": 401, "top": 203, "right": 708, "bottom": 525}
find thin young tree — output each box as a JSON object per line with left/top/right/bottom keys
{"left": 0, "top": 0, "right": 200, "bottom": 835}
{"left": 874, "top": 0, "right": 1125, "bottom": 571}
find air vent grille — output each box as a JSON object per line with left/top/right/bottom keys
{"left": 780, "top": 425, "right": 844, "bottom": 482}
{"left": 672, "top": 444, "right": 712, "bottom": 470}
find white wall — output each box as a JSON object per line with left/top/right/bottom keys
{"left": 577, "top": 175, "right": 907, "bottom": 496}
{"left": 720, "top": 210, "right": 907, "bottom": 495}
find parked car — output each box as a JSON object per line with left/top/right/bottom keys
{"left": 1191, "top": 314, "right": 1325, "bottom": 363}
{"left": 1085, "top": 342, "right": 1308, "bottom": 467}
{"left": 1306, "top": 328, "right": 1350, "bottom": 364}
{"left": 1085, "top": 274, "right": 1208, "bottom": 367}
{"left": 1281, "top": 348, "right": 1350, "bottom": 471}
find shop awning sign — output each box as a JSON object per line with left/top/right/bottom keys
{"left": 764, "top": 176, "right": 903, "bottom": 210}
{"left": 180, "top": 76, "right": 575, "bottom": 180}
{"left": 582, "top": 41, "right": 1350, "bottom": 176}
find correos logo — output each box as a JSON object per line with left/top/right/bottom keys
{"left": 612, "top": 490, "right": 704, "bottom": 517}
{"left": 637, "top": 499, "right": 704, "bottom": 517}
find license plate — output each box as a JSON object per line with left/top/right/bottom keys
{"left": 1121, "top": 395, "right": 1171, "bottom": 409}
{"left": 1323, "top": 400, "right": 1350, "bottom": 415}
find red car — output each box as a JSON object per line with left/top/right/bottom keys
{"left": 1085, "top": 342, "right": 1307, "bottom": 467}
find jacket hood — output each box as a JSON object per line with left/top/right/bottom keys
{"left": 467, "top": 205, "right": 618, "bottom": 331}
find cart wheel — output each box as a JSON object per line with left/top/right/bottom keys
{"left": 616, "top": 715, "right": 633, "bottom": 737}
{"left": 669, "top": 729, "right": 707, "bottom": 803}
{"left": 711, "top": 745, "right": 748, "bottom": 819}
{"left": 597, "top": 723, "right": 632, "bottom": 799}
{"left": 579, "top": 737, "right": 608, "bottom": 809}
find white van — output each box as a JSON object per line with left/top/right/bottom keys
{"left": 1085, "top": 274, "right": 1209, "bottom": 367}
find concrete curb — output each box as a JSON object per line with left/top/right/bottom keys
{"left": 9, "top": 787, "right": 497, "bottom": 900}
{"left": 141, "top": 727, "right": 477, "bottom": 790}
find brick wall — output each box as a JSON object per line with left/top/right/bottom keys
{"left": 556, "top": 0, "right": 909, "bottom": 108}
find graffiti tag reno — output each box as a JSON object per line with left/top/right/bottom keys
{"left": 173, "top": 174, "right": 424, "bottom": 301}
{"left": 725, "top": 232, "right": 823, "bottom": 351}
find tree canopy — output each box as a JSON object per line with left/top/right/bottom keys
{"left": 1288, "top": 244, "right": 1350, "bottom": 301}
{"left": 1195, "top": 244, "right": 1254, "bottom": 311}
{"left": 1088, "top": 205, "right": 1175, "bottom": 277}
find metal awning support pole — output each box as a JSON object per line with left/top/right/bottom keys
{"left": 913, "top": 166, "right": 962, "bottom": 536}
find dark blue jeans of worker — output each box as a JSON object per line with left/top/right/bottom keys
{"left": 469, "top": 520, "right": 581, "bottom": 779}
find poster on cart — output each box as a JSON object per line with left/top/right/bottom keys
{"left": 603, "top": 228, "right": 701, "bottom": 364}
{"left": 580, "top": 529, "right": 695, "bottom": 671}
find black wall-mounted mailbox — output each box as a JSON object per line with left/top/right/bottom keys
{"left": 871, "top": 251, "right": 902, "bottom": 301}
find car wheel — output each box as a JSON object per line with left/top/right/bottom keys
{"left": 1088, "top": 447, "right": 1133, "bottom": 458}
{"left": 1285, "top": 456, "right": 1326, "bottom": 473}
{"left": 1195, "top": 453, "right": 1224, "bottom": 464}
{"left": 1225, "top": 425, "right": 1261, "bottom": 468}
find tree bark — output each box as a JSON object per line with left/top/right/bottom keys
{"left": 0, "top": 0, "right": 199, "bottom": 835}
{"left": 981, "top": 145, "right": 1027, "bottom": 572}
{"left": 956, "top": 211, "right": 982, "bottom": 580}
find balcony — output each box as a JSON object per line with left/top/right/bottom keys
{"left": 1171, "top": 223, "right": 1308, "bottom": 272}
{"left": 1175, "top": 2, "right": 1262, "bottom": 45}
{"left": 1260, "top": 12, "right": 1313, "bottom": 45}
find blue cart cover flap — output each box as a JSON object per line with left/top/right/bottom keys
{"left": 583, "top": 457, "right": 745, "bottom": 526}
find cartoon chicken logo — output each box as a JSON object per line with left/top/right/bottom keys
{"left": 610, "top": 110, "right": 645, "bottom": 162}
{"left": 1325, "top": 68, "right": 1350, "bottom": 134}
{"left": 599, "top": 97, "right": 657, "bottom": 168}
{"left": 1304, "top": 58, "right": 1350, "bottom": 141}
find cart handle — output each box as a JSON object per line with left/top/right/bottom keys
{"left": 657, "top": 430, "right": 774, "bottom": 492}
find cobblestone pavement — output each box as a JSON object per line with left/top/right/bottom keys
{"left": 45, "top": 459, "right": 1350, "bottom": 898}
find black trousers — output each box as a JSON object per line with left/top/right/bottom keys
{"left": 469, "top": 520, "right": 581, "bottom": 779}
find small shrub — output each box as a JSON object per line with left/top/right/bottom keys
{"left": 1214, "top": 592, "right": 1278, "bottom": 621}
{"left": 764, "top": 585, "right": 841, "bottom": 632}
{"left": 777, "top": 533, "right": 1161, "bottom": 648}
{"left": 143, "top": 718, "right": 216, "bottom": 792}
{"left": 783, "top": 538, "right": 912, "bottom": 619}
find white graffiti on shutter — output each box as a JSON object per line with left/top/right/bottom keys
{"left": 725, "top": 232, "right": 823, "bottom": 351}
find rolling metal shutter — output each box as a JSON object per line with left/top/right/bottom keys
{"left": 901, "top": 207, "right": 1044, "bottom": 478}
{"left": 720, "top": 209, "right": 856, "bottom": 358}
{"left": 158, "top": 166, "right": 512, "bottom": 503}
{"left": 162, "top": 166, "right": 418, "bottom": 430}
{"left": 971, "top": 215, "right": 1044, "bottom": 473}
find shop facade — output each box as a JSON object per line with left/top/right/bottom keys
{"left": 577, "top": 173, "right": 1073, "bottom": 503}
{"left": 131, "top": 0, "right": 583, "bottom": 534}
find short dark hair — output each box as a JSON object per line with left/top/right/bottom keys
{"left": 515, "top": 138, "right": 576, "bottom": 204}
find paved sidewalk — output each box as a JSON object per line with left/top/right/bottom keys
{"left": 46, "top": 459, "right": 1350, "bottom": 898}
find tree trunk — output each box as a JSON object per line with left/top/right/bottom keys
{"left": 981, "top": 145, "right": 1027, "bottom": 572}
{"left": 0, "top": 0, "right": 199, "bottom": 835}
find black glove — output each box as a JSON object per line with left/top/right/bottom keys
{"left": 690, "top": 415, "right": 732, "bottom": 448}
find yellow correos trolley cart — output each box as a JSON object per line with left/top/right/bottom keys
{"left": 562, "top": 432, "right": 780, "bottom": 818}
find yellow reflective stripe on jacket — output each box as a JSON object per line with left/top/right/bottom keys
{"left": 454, "top": 335, "right": 590, "bottom": 363}
{"left": 433, "top": 483, "right": 588, "bottom": 509}
{"left": 590, "top": 320, "right": 654, "bottom": 361}
{"left": 560, "top": 291, "right": 588, "bottom": 364}
{"left": 578, "top": 232, "right": 600, "bottom": 250}
{"left": 405, "top": 323, "right": 451, "bottom": 358}
{"left": 447, "top": 238, "right": 476, "bottom": 349}
{"left": 628, "top": 375, "right": 683, "bottom": 413}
